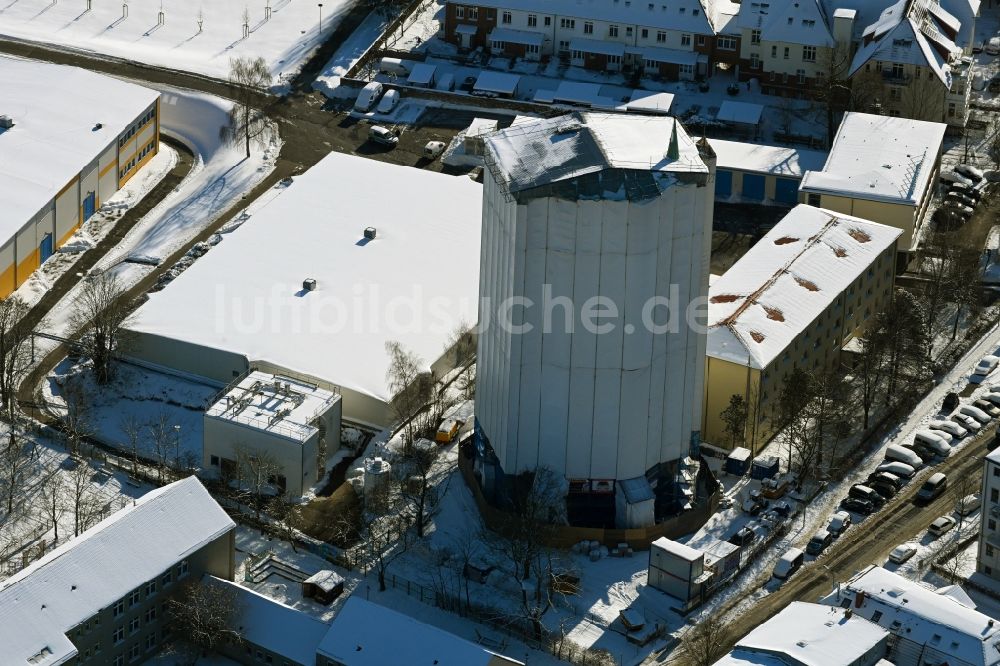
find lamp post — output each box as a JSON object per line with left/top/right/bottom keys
{"left": 173, "top": 424, "right": 181, "bottom": 469}
{"left": 318, "top": 3, "right": 323, "bottom": 33}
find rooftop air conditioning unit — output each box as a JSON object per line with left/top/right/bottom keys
{"left": 303, "top": 278, "right": 317, "bottom": 292}
{"left": 0, "top": 116, "right": 13, "bottom": 129}
{"left": 364, "top": 227, "right": 377, "bottom": 240}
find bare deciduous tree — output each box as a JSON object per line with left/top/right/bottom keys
{"left": 119, "top": 414, "right": 144, "bottom": 479}
{"left": 61, "top": 376, "right": 93, "bottom": 457}
{"left": 148, "top": 412, "right": 177, "bottom": 483}
{"left": 678, "top": 615, "right": 730, "bottom": 666}
{"left": 397, "top": 443, "right": 439, "bottom": 538}
{"left": 67, "top": 461, "right": 103, "bottom": 537}
{"left": 233, "top": 443, "right": 283, "bottom": 520}
{"left": 40, "top": 471, "right": 67, "bottom": 544}
{"left": 223, "top": 56, "right": 273, "bottom": 158}
{"left": 70, "top": 272, "right": 133, "bottom": 385}
{"left": 332, "top": 486, "right": 411, "bottom": 592}
{"left": 0, "top": 431, "right": 30, "bottom": 517}
{"left": 0, "top": 296, "right": 31, "bottom": 419}
{"left": 385, "top": 340, "right": 431, "bottom": 449}
{"left": 167, "top": 579, "right": 244, "bottom": 653}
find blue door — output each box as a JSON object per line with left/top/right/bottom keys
{"left": 715, "top": 169, "right": 732, "bottom": 198}
{"left": 742, "top": 174, "right": 765, "bottom": 201}
{"left": 774, "top": 178, "right": 799, "bottom": 205}
{"left": 83, "top": 192, "right": 96, "bottom": 221}
{"left": 39, "top": 233, "right": 53, "bottom": 264}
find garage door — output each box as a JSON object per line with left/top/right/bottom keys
{"left": 774, "top": 178, "right": 799, "bottom": 205}
{"left": 715, "top": 169, "right": 732, "bottom": 198}
{"left": 742, "top": 174, "right": 765, "bottom": 201}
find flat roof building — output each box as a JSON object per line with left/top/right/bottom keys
{"left": 703, "top": 205, "right": 900, "bottom": 451}
{"left": 0, "top": 56, "right": 160, "bottom": 296}
{"left": 127, "top": 151, "right": 482, "bottom": 428}
{"left": 710, "top": 139, "right": 828, "bottom": 206}
{"left": 799, "top": 113, "right": 945, "bottom": 253}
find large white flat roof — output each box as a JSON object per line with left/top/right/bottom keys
{"left": 0, "top": 56, "right": 159, "bottom": 234}
{"left": 129, "top": 152, "right": 482, "bottom": 405}
{"left": 800, "top": 112, "right": 946, "bottom": 205}
{"left": 707, "top": 205, "right": 901, "bottom": 369}
{"left": 0, "top": 477, "right": 234, "bottom": 666}
{"left": 711, "top": 139, "right": 828, "bottom": 177}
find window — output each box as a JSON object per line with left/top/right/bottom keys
{"left": 696, "top": 34, "right": 705, "bottom": 45}
{"left": 750, "top": 29, "right": 760, "bottom": 44}
{"left": 144, "top": 607, "right": 157, "bottom": 623}
{"left": 114, "top": 657, "right": 125, "bottom": 666}
{"left": 607, "top": 54, "right": 621, "bottom": 65}
{"left": 803, "top": 45, "right": 816, "bottom": 61}
{"left": 501, "top": 10, "right": 511, "bottom": 23}
{"left": 771, "top": 45, "right": 777, "bottom": 58}
{"left": 990, "top": 519, "right": 997, "bottom": 530}
{"left": 114, "top": 626, "right": 125, "bottom": 645}
{"left": 992, "top": 488, "right": 999, "bottom": 503}
{"left": 145, "top": 581, "right": 156, "bottom": 597}
{"left": 527, "top": 43, "right": 539, "bottom": 54}
{"left": 129, "top": 618, "right": 140, "bottom": 635}
{"left": 656, "top": 31, "right": 666, "bottom": 43}
{"left": 129, "top": 589, "right": 141, "bottom": 607}
{"left": 609, "top": 24, "right": 618, "bottom": 37}
{"left": 872, "top": 611, "right": 883, "bottom": 622}
{"left": 145, "top": 634, "right": 156, "bottom": 652}
{"left": 797, "top": 69, "right": 806, "bottom": 83}
{"left": 162, "top": 571, "right": 173, "bottom": 587}
{"left": 178, "top": 560, "right": 189, "bottom": 579}
{"left": 783, "top": 46, "right": 789, "bottom": 59}
{"left": 891, "top": 63, "right": 903, "bottom": 78}
{"left": 750, "top": 53, "right": 760, "bottom": 69}
{"left": 128, "top": 643, "right": 141, "bottom": 662}
{"left": 544, "top": 16, "right": 551, "bottom": 26}
{"left": 680, "top": 63, "right": 694, "bottom": 75}
{"left": 717, "top": 35, "right": 736, "bottom": 50}
{"left": 560, "top": 18, "right": 575, "bottom": 29}
{"left": 583, "top": 21, "right": 593, "bottom": 34}
{"left": 455, "top": 6, "right": 464, "bottom": 18}
{"left": 626, "top": 26, "right": 633, "bottom": 36}
{"left": 571, "top": 50, "right": 583, "bottom": 60}
{"left": 468, "top": 7, "right": 478, "bottom": 19}
{"left": 681, "top": 33, "right": 691, "bottom": 46}
{"left": 948, "top": 102, "right": 956, "bottom": 118}
{"left": 889, "top": 86, "right": 901, "bottom": 101}
{"left": 527, "top": 13, "right": 536, "bottom": 26}
{"left": 113, "top": 600, "right": 125, "bottom": 618}
{"left": 559, "top": 39, "right": 570, "bottom": 51}
{"left": 994, "top": 467, "right": 1000, "bottom": 477}
{"left": 989, "top": 544, "right": 996, "bottom": 557}
{"left": 641, "top": 28, "right": 648, "bottom": 38}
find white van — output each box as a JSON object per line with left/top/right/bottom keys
{"left": 354, "top": 81, "right": 384, "bottom": 112}
{"left": 960, "top": 404, "right": 991, "bottom": 424}
{"left": 378, "top": 57, "right": 413, "bottom": 77}
{"left": 885, "top": 444, "right": 924, "bottom": 469}
{"left": 773, "top": 548, "right": 804, "bottom": 580}
{"left": 913, "top": 430, "right": 952, "bottom": 456}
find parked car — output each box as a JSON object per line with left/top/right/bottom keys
{"left": 952, "top": 411, "right": 982, "bottom": 432}
{"left": 773, "top": 548, "right": 805, "bottom": 580}
{"left": 949, "top": 182, "right": 982, "bottom": 201}
{"left": 842, "top": 496, "right": 876, "bottom": 515}
{"left": 869, "top": 479, "right": 898, "bottom": 499}
{"left": 850, "top": 484, "right": 886, "bottom": 509}
{"left": 354, "top": 81, "right": 384, "bottom": 112}
{"left": 916, "top": 472, "right": 948, "bottom": 503}
{"left": 761, "top": 476, "right": 790, "bottom": 499}
{"left": 929, "top": 419, "right": 967, "bottom": 438}
{"left": 959, "top": 404, "right": 992, "bottom": 424}
{"left": 376, "top": 89, "right": 401, "bottom": 114}
{"left": 877, "top": 461, "right": 916, "bottom": 480}
{"left": 956, "top": 164, "right": 985, "bottom": 182}
{"left": 933, "top": 207, "right": 966, "bottom": 229}
{"left": 956, "top": 493, "right": 983, "bottom": 516}
{"left": 770, "top": 500, "right": 793, "bottom": 518}
{"left": 974, "top": 40, "right": 985, "bottom": 54}
{"left": 885, "top": 443, "right": 925, "bottom": 469}
{"left": 946, "top": 191, "right": 978, "bottom": 208}
{"left": 868, "top": 471, "right": 904, "bottom": 490}
{"left": 888, "top": 542, "right": 918, "bottom": 564}
{"left": 974, "top": 399, "right": 1000, "bottom": 418}
{"left": 972, "top": 355, "right": 1000, "bottom": 383}
{"left": 423, "top": 141, "right": 446, "bottom": 160}
{"left": 728, "top": 526, "right": 758, "bottom": 547}
{"left": 941, "top": 170, "right": 974, "bottom": 187}
{"left": 991, "top": 78, "right": 1000, "bottom": 94}
{"left": 981, "top": 391, "right": 1000, "bottom": 408}
{"left": 459, "top": 75, "right": 477, "bottom": 92}
{"left": 828, "top": 511, "right": 852, "bottom": 536}
{"left": 929, "top": 515, "right": 958, "bottom": 538}
{"left": 807, "top": 529, "right": 833, "bottom": 556}
{"left": 368, "top": 125, "right": 399, "bottom": 147}
{"left": 987, "top": 36, "right": 1000, "bottom": 55}
{"left": 942, "top": 201, "right": 974, "bottom": 219}
{"left": 912, "top": 430, "right": 952, "bottom": 456}
{"left": 742, "top": 490, "right": 769, "bottom": 516}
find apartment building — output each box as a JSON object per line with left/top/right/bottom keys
{"left": 443, "top": 0, "right": 739, "bottom": 80}
{"left": 977, "top": 448, "right": 1000, "bottom": 579}
{"left": 799, "top": 112, "right": 946, "bottom": 254}
{"left": 848, "top": 0, "right": 970, "bottom": 127}
{"left": 0, "top": 476, "right": 235, "bottom": 666}
{"left": 703, "top": 204, "right": 899, "bottom": 452}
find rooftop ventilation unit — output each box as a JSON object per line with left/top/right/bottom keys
{"left": 303, "top": 278, "right": 317, "bottom": 292}
{"left": 364, "top": 226, "right": 377, "bottom": 240}
{"left": 0, "top": 116, "right": 13, "bottom": 129}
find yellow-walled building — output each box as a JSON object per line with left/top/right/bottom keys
{"left": 799, "top": 112, "right": 945, "bottom": 256}
{"left": 0, "top": 56, "right": 160, "bottom": 297}
{"left": 703, "top": 205, "right": 900, "bottom": 453}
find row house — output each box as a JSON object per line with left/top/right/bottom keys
{"left": 444, "top": 0, "right": 740, "bottom": 80}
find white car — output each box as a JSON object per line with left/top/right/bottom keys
{"left": 952, "top": 412, "right": 982, "bottom": 432}
{"left": 928, "top": 515, "right": 957, "bottom": 538}
{"left": 423, "top": 140, "right": 446, "bottom": 160}
{"left": 988, "top": 36, "right": 1000, "bottom": 55}
{"left": 877, "top": 461, "right": 916, "bottom": 479}
{"left": 888, "top": 543, "right": 918, "bottom": 564}
{"left": 941, "top": 170, "right": 974, "bottom": 187}
{"left": 929, "top": 419, "right": 967, "bottom": 438}
{"left": 959, "top": 404, "right": 992, "bottom": 424}
{"left": 956, "top": 164, "right": 985, "bottom": 182}
{"left": 956, "top": 493, "right": 982, "bottom": 517}
{"left": 971, "top": 355, "right": 1000, "bottom": 383}
{"left": 982, "top": 392, "right": 1000, "bottom": 407}
{"left": 376, "top": 89, "right": 401, "bottom": 114}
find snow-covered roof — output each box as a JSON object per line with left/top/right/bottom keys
{"left": 450, "top": 0, "right": 719, "bottom": 34}
{"left": 128, "top": 152, "right": 482, "bottom": 407}
{"left": 620, "top": 90, "right": 676, "bottom": 115}
{"left": 407, "top": 62, "right": 437, "bottom": 85}
{"left": 0, "top": 477, "right": 234, "bottom": 666}
{"left": 736, "top": 0, "right": 836, "bottom": 46}
{"left": 799, "top": 112, "right": 945, "bottom": 205}
{"left": 205, "top": 371, "right": 339, "bottom": 443}
{"left": 317, "top": 596, "right": 524, "bottom": 665}
{"left": 0, "top": 56, "right": 159, "bottom": 238}
{"left": 711, "top": 139, "right": 827, "bottom": 177}
{"left": 484, "top": 111, "right": 707, "bottom": 197}
{"left": 707, "top": 204, "right": 901, "bottom": 369}
{"left": 304, "top": 569, "right": 345, "bottom": 593}
{"left": 652, "top": 537, "right": 703, "bottom": 561}
{"left": 570, "top": 37, "right": 627, "bottom": 57}
{"left": 849, "top": 0, "right": 960, "bottom": 86}
{"left": 206, "top": 576, "right": 330, "bottom": 664}
{"left": 825, "top": 566, "right": 1000, "bottom": 666}
{"left": 987, "top": 447, "right": 1000, "bottom": 466}
{"left": 716, "top": 101, "right": 764, "bottom": 125}
{"left": 473, "top": 70, "right": 521, "bottom": 95}
{"left": 487, "top": 27, "right": 545, "bottom": 45}
{"left": 729, "top": 602, "right": 888, "bottom": 666}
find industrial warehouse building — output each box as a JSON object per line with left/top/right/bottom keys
{"left": 703, "top": 205, "right": 900, "bottom": 452}
{"left": 126, "top": 151, "right": 482, "bottom": 429}
{"left": 0, "top": 56, "right": 159, "bottom": 296}
{"left": 475, "top": 112, "right": 715, "bottom": 528}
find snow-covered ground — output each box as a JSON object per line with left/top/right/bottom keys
{"left": 0, "top": 0, "right": 357, "bottom": 86}
{"left": 312, "top": 10, "right": 385, "bottom": 94}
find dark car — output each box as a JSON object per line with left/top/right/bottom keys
{"left": 459, "top": 75, "right": 477, "bottom": 92}
{"left": 868, "top": 471, "right": 904, "bottom": 490}
{"left": 841, "top": 496, "right": 876, "bottom": 515}
{"left": 943, "top": 392, "right": 960, "bottom": 412}
{"left": 728, "top": 526, "right": 758, "bottom": 548}
{"left": 990, "top": 77, "right": 1000, "bottom": 94}
{"left": 850, "top": 484, "right": 887, "bottom": 509}
{"left": 933, "top": 207, "right": 965, "bottom": 230}
{"left": 770, "top": 500, "right": 793, "bottom": 518}
{"left": 869, "top": 480, "right": 898, "bottom": 499}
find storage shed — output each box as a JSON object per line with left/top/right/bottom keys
{"left": 648, "top": 537, "right": 710, "bottom": 605}
{"left": 725, "top": 447, "right": 752, "bottom": 476}
{"left": 302, "top": 570, "right": 345, "bottom": 605}
{"left": 751, "top": 456, "right": 780, "bottom": 481}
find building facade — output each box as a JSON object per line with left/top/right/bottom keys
{"left": 0, "top": 57, "right": 159, "bottom": 297}
{"left": 475, "top": 112, "right": 714, "bottom": 527}
{"left": 977, "top": 448, "right": 1000, "bottom": 579}
{"left": 703, "top": 205, "right": 899, "bottom": 452}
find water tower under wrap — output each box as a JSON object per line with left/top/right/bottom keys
{"left": 475, "top": 112, "right": 715, "bottom": 528}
